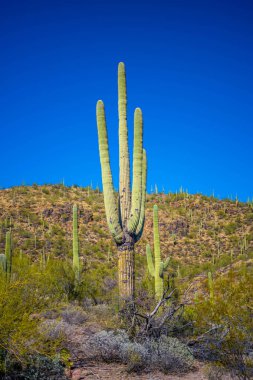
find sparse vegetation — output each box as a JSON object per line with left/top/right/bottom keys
{"left": 88, "top": 330, "right": 194, "bottom": 373}
{"left": 0, "top": 183, "right": 252, "bottom": 378}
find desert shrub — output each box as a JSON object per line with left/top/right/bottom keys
{"left": 42, "top": 187, "right": 50, "bottom": 195}
{"left": 50, "top": 236, "right": 69, "bottom": 257}
{"left": 88, "top": 330, "right": 193, "bottom": 373}
{"left": 60, "top": 305, "right": 87, "bottom": 325}
{"left": 143, "top": 335, "right": 194, "bottom": 373}
{"left": 86, "top": 304, "right": 121, "bottom": 329}
{"left": 224, "top": 222, "right": 237, "bottom": 235}
{"left": 213, "top": 254, "right": 231, "bottom": 269}
{"left": 204, "top": 364, "right": 232, "bottom": 380}
{"left": 18, "top": 229, "right": 33, "bottom": 238}
{"left": 81, "top": 265, "right": 118, "bottom": 303}
{"left": 88, "top": 330, "right": 131, "bottom": 362}
{"left": 3, "top": 354, "right": 67, "bottom": 380}
{"left": 0, "top": 257, "right": 74, "bottom": 376}
{"left": 88, "top": 330, "right": 147, "bottom": 371}
{"left": 188, "top": 265, "right": 253, "bottom": 379}
{"left": 245, "top": 213, "right": 253, "bottom": 223}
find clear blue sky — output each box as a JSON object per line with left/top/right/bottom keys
{"left": 1, "top": 0, "right": 252, "bottom": 200}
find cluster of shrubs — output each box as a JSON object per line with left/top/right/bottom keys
{"left": 0, "top": 256, "right": 74, "bottom": 378}
{"left": 2, "top": 354, "right": 68, "bottom": 380}
{"left": 88, "top": 330, "right": 194, "bottom": 373}
{"left": 188, "top": 264, "right": 253, "bottom": 379}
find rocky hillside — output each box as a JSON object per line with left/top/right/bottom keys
{"left": 0, "top": 184, "right": 252, "bottom": 280}
{"left": 0, "top": 184, "right": 252, "bottom": 379}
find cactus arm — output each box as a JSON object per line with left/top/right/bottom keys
{"left": 159, "top": 257, "right": 170, "bottom": 278}
{"left": 118, "top": 62, "right": 131, "bottom": 227}
{"left": 127, "top": 108, "right": 143, "bottom": 234}
{"left": 163, "top": 256, "right": 170, "bottom": 270}
{"left": 136, "top": 149, "right": 147, "bottom": 240}
{"left": 96, "top": 100, "right": 123, "bottom": 244}
{"left": 159, "top": 262, "right": 164, "bottom": 278}
{"left": 146, "top": 244, "right": 155, "bottom": 277}
{"left": 72, "top": 204, "right": 80, "bottom": 281}
{"left": 0, "top": 254, "right": 7, "bottom": 272}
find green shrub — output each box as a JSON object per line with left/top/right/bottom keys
{"left": 187, "top": 265, "right": 253, "bottom": 379}
{"left": 224, "top": 222, "right": 237, "bottom": 235}
{"left": 0, "top": 257, "right": 75, "bottom": 375}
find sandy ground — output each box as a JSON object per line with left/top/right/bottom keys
{"left": 68, "top": 361, "right": 208, "bottom": 380}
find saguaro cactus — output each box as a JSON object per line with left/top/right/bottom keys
{"left": 146, "top": 205, "right": 170, "bottom": 300}
{"left": 5, "top": 231, "right": 12, "bottom": 278}
{"left": 72, "top": 204, "right": 80, "bottom": 282}
{"left": 40, "top": 248, "right": 46, "bottom": 270}
{"left": 96, "top": 62, "right": 147, "bottom": 301}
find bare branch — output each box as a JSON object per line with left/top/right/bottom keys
{"left": 187, "top": 324, "right": 224, "bottom": 346}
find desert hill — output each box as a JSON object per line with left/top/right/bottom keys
{"left": 0, "top": 184, "right": 252, "bottom": 284}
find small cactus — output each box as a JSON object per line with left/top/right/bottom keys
{"left": 194, "top": 291, "right": 199, "bottom": 303}
{"left": 19, "top": 249, "right": 23, "bottom": 260}
{"left": 177, "top": 265, "right": 181, "bottom": 279}
{"left": 146, "top": 205, "right": 170, "bottom": 300}
{"left": 40, "top": 248, "right": 46, "bottom": 270}
{"left": 230, "top": 248, "right": 234, "bottom": 262}
{"left": 72, "top": 204, "right": 80, "bottom": 282}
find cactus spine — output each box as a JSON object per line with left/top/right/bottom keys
{"left": 146, "top": 205, "right": 170, "bottom": 300}
{"left": 96, "top": 62, "right": 147, "bottom": 301}
{"left": 5, "top": 231, "right": 12, "bottom": 278}
{"left": 72, "top": 204, "right": 80, "bottom": 282}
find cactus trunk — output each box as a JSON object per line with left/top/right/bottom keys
{"left": 118, "top": 239, "right": 135, "bottom": 300}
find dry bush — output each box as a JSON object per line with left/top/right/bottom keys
{"left": 88, "top": 329, "right": 193, "bottom": 373}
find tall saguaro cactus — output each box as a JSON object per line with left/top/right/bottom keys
{"left": 146, "top": 205, "right": 170, "bottom": 300}
{"left": 72, "top": 204, "right": 80, "bottom": 282}
{"left": 96, "top": 62, "right": 147, "bottom": 301}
